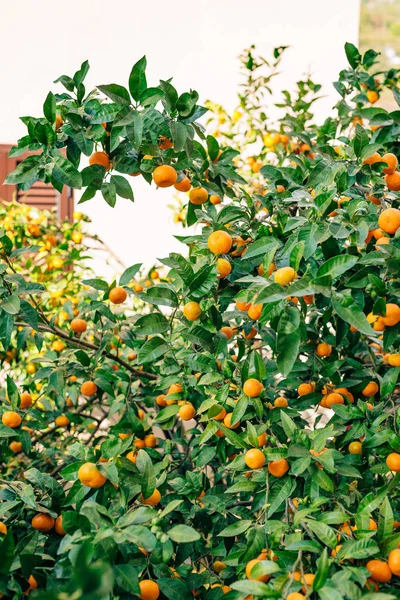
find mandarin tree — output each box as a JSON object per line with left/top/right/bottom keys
{"left": 0, "top": 44, "right": 399, "bottom": 600}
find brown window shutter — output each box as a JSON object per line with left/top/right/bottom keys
{"left": 0, "top": 144, "right": 74, "bottom": 220}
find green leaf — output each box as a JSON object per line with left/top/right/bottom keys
{"left": 332, "top": 295, "right": 375, "bottom": 336}
{"left": 1, "top": 295, "right": 20, "bottom": 315}
{"left": 317, "top": 255, "right": 357, "bottom": 279}
{"left": 353, "top": 122, "right": 369, "bottom": 157}
{"left": 337, "top": 538, "right": 379, "bottom": 560}
{"left": 114, "top": 565, "right": 140, "bottom": 594}
{"left": 43, "top": 91, "right": 56, "bottom": 123}
{"left": 313, "top": 548, "right": 329, "bottom": 590}
{"left": 276, "top": 329, "right": 300, "bottom": 376}
{"left": 278, "top": 306, "right": 300, "bottom": 335}
{"left": 101, "top": 180, "right": 117, "bottom": 207}
{"left": 138, "top": 336, "right": 169, "bottom": 364}
{"left": 170, "top": 121, "right": 187, "bottom": 152}
{"left": 231, "top": 581, "right": 279, "bottom": 597}
{"left": 381, "top": 367, "right": 400, "bottom": 399}
{"left": 136, "top": 449, "right": 156, "bottom": 498}
{"left": 97, "top": 84, "right": 131, "bottom": 105}
{"left": 219, "top": 520, "right": 252, "bottom": 537}
{"left": 141, "top": 286, "right": 178, "bottom": 308}
{"left": 135, "top": 313, "right": 169, "bottom": 336}
{"left": 305, "top": 519, "right": 337, "bottom": 548}
{"left": 4, "top": 155, "right": 40, "bottom": 185}
{"left": 188, "top": 265, "right": 217, "bottom": 299}
{"left": 345, "top": 42, "right": 362, "bottom": 68}
{"left": 82, "top": 278, "right": 108, "bottom": 291}
{"left": 168, "top": 525, "right": 200, "bottom": 543}
{"left": 52, "top": 155, "right": 82, "bottom": 188}
{"left": 129, "top": 56, "right": 147, "bottom": 102}
{"left": 120, "top": 263, "right": 141, "bottom": 286}
{"left": 110, "top": 175, "right": 134, "bottom": 201}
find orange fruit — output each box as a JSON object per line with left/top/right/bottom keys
{"left": 378, "top": 208, "right": 400, "bottom": 234}
{"left": 2, "top": 411, "right": 21, "bottom": 428}
{"left": 245, "top": 448, "right": 265, "bottom": 469}
{"left": 80, "top": 381, "right": 97, "bottom": 397}
{"left": 274, "top": 397, "right": 288, "bottom": 408}
{"left": 375, "top": 237, "right": 390, "bottom": 249}
{"left": 257, "top": 432, "right": 267, "bottom": 446}
{"left": 109, "top": 286, "right": 127, "bottom": 304}
{"left": 216, "top": 258, "right": 232, "bottom": 278}
{"left": 134, "top": 439, "right": 146, "bottom": 449}
{"left": 381, "top": 153, "right": 398, "bottom": 175}
{"left": 214, "top": 407, "right": 226, "bottom": 421}
{"left": 243, "top": 379, "right": 263, "bottom": 398}
{"left": 144, "top": 434, "right": 157, "bottom": 448}
{"left": 126, "top": 451, "right": 137, "bottom": 464}
{"left": 168, "top": 383, "right": 183, "bottom": 395}
{"left": 71, "top": 318, "right": 87, "bottom": 333}
{"left": 158, "top": 136, "right": 173, "bottom": 150}
{"left": 0, "top": 522, "right": 7, "bottom": 535}
{"left": 348, "top": 441, "right": 362, "bottom": 454}
{"left": 366, "top": 560, "right": 392, "bottom": 583}
{"left": 362, "top": 152, "right": 381, "bottom": 165}
{"left": 297, "top": 383, "right": 314, "bottom": 396}
{"left": 189, "top": 187, "right": 208, "bottom": 205}
{"left": 242, "top": 327, "right": 257, "bottom": 340}
{"left": 139, "top": 579, "right": 160, "bottom": 600}
{"left": 55, "top": 515, "right": 66, "bottom": 535}
{"left": 388, "top": 548, "right": 400, "bottom": 575}
{"left": 89, "top": 151, "right": 110, "bottom": 169}
{"left": 301, "top": 573, "right": 315, "bottom": 591}
{"left": 152, "top": 165, "right": 177, "bottom": 187}
{"left": 274, "top": 267, "right": 296, "bottom": 285}
{"left": 236, "top": 300, "right": 251, "bottom": 311}
{"left": 316, "top": 343, "right": 332, "bottom": 357}
{"left": 174, "top": 176, "right": 191, "bottom": 192}
{"left": 325, "top": 392, "right": 344, "bottom": 408}
{"left": 31, "top": 513, "right": 55, "bottom": 533}
{"left": 183, "top": 301, "right": 202, "bottom": 321}
{"left": 247, "top": 303, "right": 262, "bottom": 320}
{"left": 268, "top": 458, "right": 289, "bottom": 477}
{"left": 140, "top": 489, "right": 161, "bottom": 506}
{"left": 210, "top": 194, "right": 222, "bottom": 205}
{"left": 10, "top": 441, "right": 22, "bottom": 453}
{"left": 386, "top": 452, "right": 400, "bottom": 472}
{"left": 362, "top": 381, "right": 378, "bottom": 397}
{"left": 245, "top": 558, "right": 270, "bottom": 582}
{"left": 55, "top": 114, "right": 64, "bottom": 129}
{"left": 366, "top": 90, "right": 379, "bottom": 104}
{"left": 156, "top": 394, "right": 167, "bottom": 407}
{"left": 334, "top": 387, "right": 354, "bottom": 403}
{"left": 382, "top": 303, "right": 400, "bottom": 326}
{"left": 385, "top": 171, "right": 400, "bottom": 191}
{"left": 287, "top": 594, "right": 306, "bottom": 600}
{"left": 78, "top": 462, "right": 107, "bottom": 488}
{"left": 179, "top": 403, "right": 196, "bottom": 421}
{"left": 388, "top": 354, "right": 400, "bottom": 367}
{"left": 25, "top": 575, "right": 38, "bottom": 593}
{"left": 55, "top": 415, "right": 70, "bottom": 427}
{"left": 212, "top": 560, "right": 227, "bottom": 573}
{"left": 220, "top": 326, "right": 234, "bottom": 339}
{"left": 223, "top": 412, "right": 240, "bottom": 429}
{"left": 208, "top": 231, "right": 233, "bottom": 254}
{"left": 20, "top": 392, "right": 33, "bottom": 409}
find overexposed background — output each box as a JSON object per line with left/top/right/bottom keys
{"left": 1, "top": 0, "right": 361, "bottom": 273}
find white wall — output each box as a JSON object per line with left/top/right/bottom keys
{"left": 1, "top": 0, "right": 361, "bottom": 275}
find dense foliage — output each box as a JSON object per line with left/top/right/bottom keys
{"left": 1, "top": 43, "right": 400, "bottom": 600}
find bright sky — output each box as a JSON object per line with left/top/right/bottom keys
{"left": 1, "top": 0, "right": 361, "bottom": 276}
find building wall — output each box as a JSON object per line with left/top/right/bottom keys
{"left": 1, "top": 0, "right": 361, "bottom": 273}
